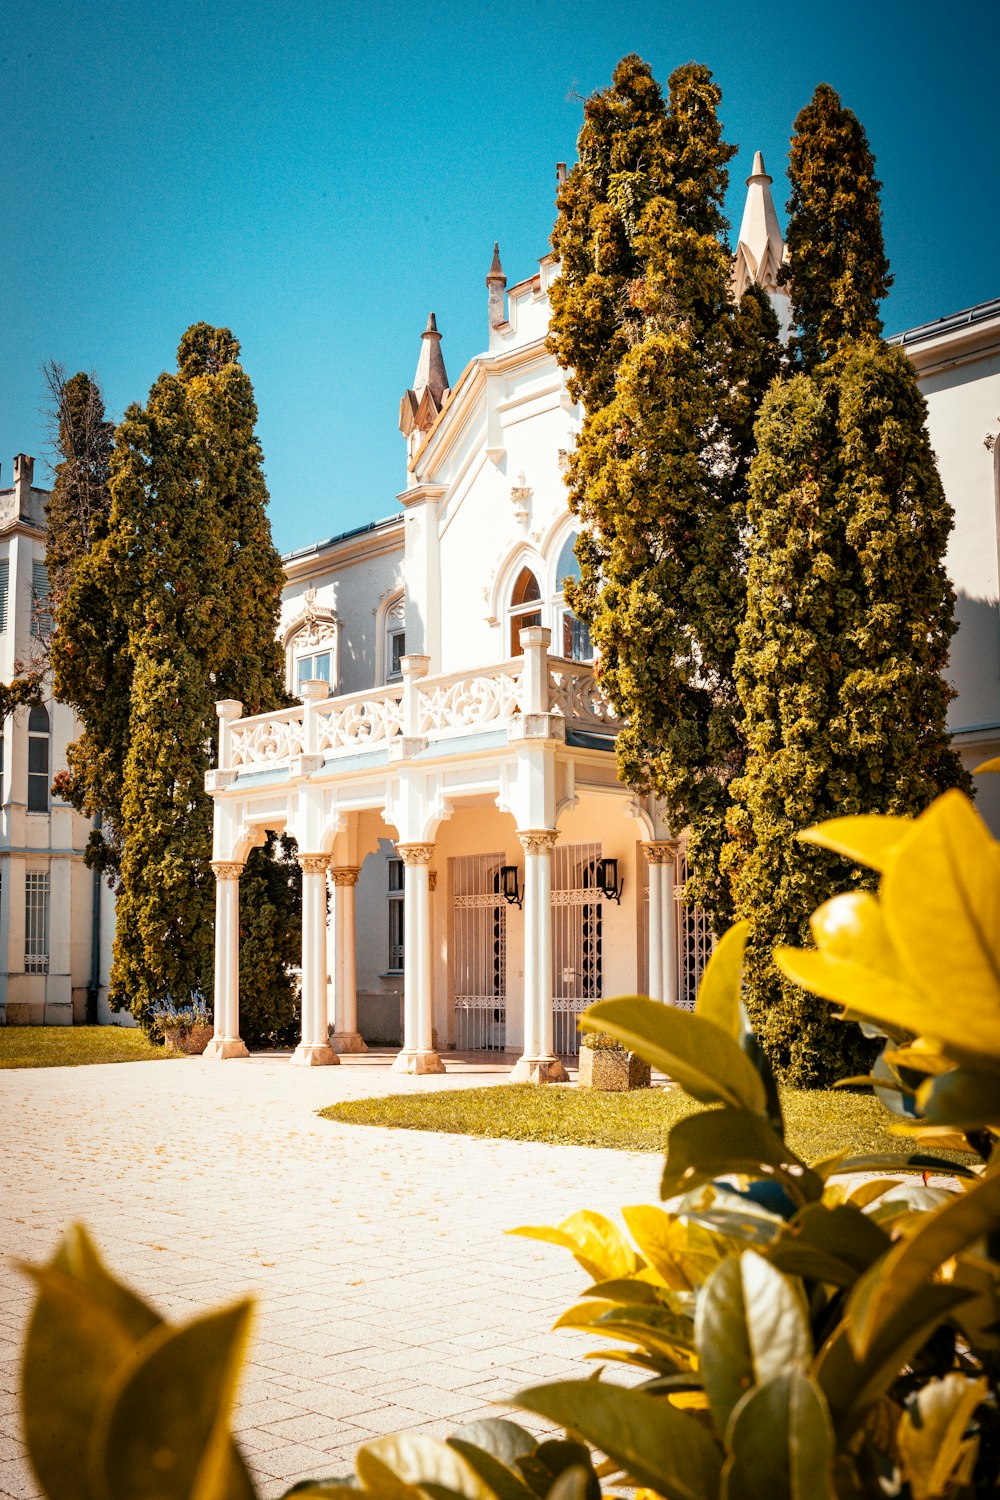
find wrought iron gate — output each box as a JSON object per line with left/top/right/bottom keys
{"left": 676, "top": 850, "right": 715, "bottom": 1010}
{"left": 552, "top": 842, "right": 603, "bottom": 1056}
{"left": 452, "top": 852, "right": 507, "bottom": 1051}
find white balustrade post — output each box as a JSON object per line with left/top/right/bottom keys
{"left": 511, "top": 830, "right": 568, "bottom": 1084}
{"left": 291, "top": 855, "right": 339, "bottom": 1066}
{"left": 204, "top": 862, "right": 249, "bottom": 1060}
{"left": 330, "top": 867, "right": 366, "bottom": 1053}
{"left": 400, "top": 655, "right": 431, "bottom": 738}
{"left": 518, "top": 626, "right": 551, "bottom": 714}
{"left": 300, "top": 678, "right": 328, "bottom": 756}
{"left": 392, "top": 844, "right": 445, "bottom": 1074}
{"left": 215, "top": 699, "right": 243, "bottom": 772}
{"left": 643, "top": 841, "right": 681, "bottom": 1005}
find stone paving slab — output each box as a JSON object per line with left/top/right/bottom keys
{"left": 0, "top": 1050, "right": 658, "bottom": 1500}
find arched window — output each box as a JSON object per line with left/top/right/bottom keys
{"left": 27, "top": 705, "right": 50, "bottom": 813}
{"left": 554, "top": 533, "right": 592, "bottom": 662}
{"left": 508, "top": 568, "right": 542, "bottom": 656}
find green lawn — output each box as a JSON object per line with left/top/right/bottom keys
{"left": 320, "top": 1082, "right": 971, "bottom": 1165}
{"left": 0, "top": 1025, "right": 172, "bottom": 1069}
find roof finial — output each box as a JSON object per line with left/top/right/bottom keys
{"left": 732, "top": 148, "right": 787, "bottom": 298}
{"left": 399, "top": 312, "right": 451, "bottom": 446}
{"left": 487, "top": 242, "right": 507, "bottom": 330}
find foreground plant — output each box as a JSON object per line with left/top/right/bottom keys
{"left": 17, "top": 789, "right": 1000, "bottom": 1498}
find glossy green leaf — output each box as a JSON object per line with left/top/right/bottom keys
{"left": 722, "top": 1369, "right": 837, "bottom": 1500}
{"left": 580, "top": 997, "right": 767, "bottom": 1114}
{"left": 361, "top": 1434, "right": 497, "bottom": 1500}
{"left": 661, "top": 1108, "right": 820, "bottom": 1206}
{"left": 767, "top": 1204, "right": 890, "bottom": 1287}
{"left": 897, "top": 1373, "right": 987, "bottom": 1500}
{"left": 695, "top": 921, "right": 749, "bottom": 1039}
{"left": 514, "top": 1380, "right": 722, "bottom": 1500}
{"left": 520, "top": 1442, "right": 599, "bottom": 1500}
{"left": 822, "top": 1152, "right": 978, "bottom": 1180}
{"left": 508, "top": 1211, "right": 638, "bottom": 1282}
{"left": 798, "top": 814, "right": 913, "bottom": 872}
{"left": 20, "top": 1263, "right": 140, "bottom": 1500}
{"left": 52, "top": 1223, "right": 162, "bottom": 1342}
{"left": 696, "top": 1252, "right": 812, "bottom": 1436}
{"left": 94, "top": 1299, "right": 254, "bottom": 1500}
{"left": 582, "top": 1276, "right": 670, "bottom": 1306}
{"left": 847, "top": 1170, "right": 1000, "bottom": 1355}
{"left": 917, "top": 1067, "right": 1000, "bottom": 1129}
{"left": 679, "top": 1186, "right": 785, "bottom": 1246}
{"left": 542, "top": 1467, "right": 596, "bottom": 1500}
{"left": 813, "top": 1285, "right": 970, "bottom": 1424}
{"left": 880, "top": 791, "right": 1000, "bottom": 1058}
{"left": 624, "top": 1206, "right": 724, "bottom": 1291}
{"left": 448, "top": 1426, "right": 537, "bottom": 1500}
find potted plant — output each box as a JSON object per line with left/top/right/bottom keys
{"left": 150, "top": 999, "right": 214, "bottom": 1055}
{"left": 577, "top": 1030, "right": 651, "bottom": 1091}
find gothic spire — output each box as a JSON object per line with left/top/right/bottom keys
{"left": 732, "top": 150, "right": 787, "bottom": 297}
{"left": 399, "top": 313, "right": 451, "bottom": 444}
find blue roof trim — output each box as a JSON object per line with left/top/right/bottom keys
{"left": 566, "top": 729, "right": 616, "bottom": 753}
{"left": 414, "top": 730, "right": 508, "bottom": 759}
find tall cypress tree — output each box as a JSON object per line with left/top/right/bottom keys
{"left": 550, "top": 57, "right": 782, "bottom": 927}
{"left": 43, "top": 365, "right": 114, "bottom": 605}
{"left": 57, "top": 327, "right": 295, "bottom": 1031}
{"left": 729, "top": 86, "right": 970, "bottom": 1084}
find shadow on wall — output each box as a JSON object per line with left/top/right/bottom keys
{"left": 948, "top": 592, "right": 1000, "bottom": 732}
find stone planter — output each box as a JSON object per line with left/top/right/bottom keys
{"left": 578, "top": 1046, "right": 651, "bottom": 1091}
{"left": 164, "top": 1024, "right": 214, "bottom": 1056}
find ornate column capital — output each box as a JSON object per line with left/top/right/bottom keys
{"left": 428, "top": 869, "right": 438, "bottom": 893}
{"left": 396, "top": 843, "right": 434, "bottom": 866}
{"left": 518, "top": 829, "right": 558, "bottom": 855}
{"left": 642, "top": 840, "right": 681, "bottom": 866}
{"left": 211, "top": 861, "right": 244, "bottom": 882}
{"left": 329, "top": 866, "right": 361, "bottom": 887}
{"left": 298, "top": 853, "right": 331, "bottom": 876}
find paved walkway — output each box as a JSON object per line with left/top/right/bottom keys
{"left": 0, "top": 1051, "right": 658, "bottom": 1499}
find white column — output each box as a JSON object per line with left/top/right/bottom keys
{"left": 511, "top": 830, "right": 567, "bottom": 1084}
{"left": 331, "top": 867, "right": 366, "bottom": 1053}
{"left": 643, "top": 841, "right": 680, "bottom": 1005}
{"left": 291, "top": 855, "right": 338, "bottom": 1066}
{"left": 204, "top": 862, "right": 249, "bottom": 1060}
{"left": 392, "top": 843, "right": 444, "bottom": 1075}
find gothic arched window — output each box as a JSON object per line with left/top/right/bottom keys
{"left": 554, "top": 533, "right": 592, "bottom": 662}
{"left": 508, "top": 568, "right": 542, "bottom": 656}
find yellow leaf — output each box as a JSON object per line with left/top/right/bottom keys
{"left": 800, "top": 813, "right": 913, "bottom": 871}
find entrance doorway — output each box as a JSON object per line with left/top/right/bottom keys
{"left": 552, "top": 842, "right": 603, "bottom": 1056}
{"left": 452, "top": 852, "right": 507, "bottom": 1051}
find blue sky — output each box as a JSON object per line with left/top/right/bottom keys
{"left": 3, "top": 0, "right": 996, "bottom": 555}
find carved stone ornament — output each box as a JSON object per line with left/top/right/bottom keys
{"left": 396, "top": 843, "right": 434, "bottom": 866}
{"left": 518, "top": 830, "right": 559, "bottom": 855}
{"left": 329, "top": 866, "right": 361, "bottom": 886}
{"left": 510, "top": 471, "right": 532, "bottom": 525}
{"left": 642, "top": 840, "right": 681, "bottom": 865}
{"left": 211, "top": 861, "right": 244, "bottom": 881}
{"left": 289, "top": 585, "right": 339, "bottom": 651}
{"left": 298, "top": 854, "right": 331, "bottom": 875}
{"left": 428, "top": 869, "right": 438, "bottom": 893}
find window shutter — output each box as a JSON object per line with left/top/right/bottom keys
{"left": 0, "top": 559, "right": 9, "bottom": 634}
{"left": 31, "top": 561, "right": 51, "bottom": 638}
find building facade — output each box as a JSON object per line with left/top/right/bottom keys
{"left": 0, "top": 456, "right": 115, "bottom": 1025}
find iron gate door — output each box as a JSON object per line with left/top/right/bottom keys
{"left": 452, "top": 852, "right": 506, "bottom": 1050}
{"left": 552, "top": 842, "right": 603, "bottom": 1056}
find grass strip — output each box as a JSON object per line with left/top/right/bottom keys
{"left": 320, "top": 1083, "right": 972, "bottom": 1164}
{"left": 0, "top": 1025, "right": 172, "bottom": 1069}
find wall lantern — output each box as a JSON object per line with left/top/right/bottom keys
{"left": 596, "top": 857, "right": 624, "bottom": 904}
{"left": 500, "top": 865, "right": 522, "bottom": 908}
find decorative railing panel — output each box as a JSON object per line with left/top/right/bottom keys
{"left": 316, "top": 688, "right": 403, "bottom": 755}
{"left": 417, "top": 666, "right": 523, "bottom": 738}
{"left": 548, "top": 661, "right": 620, "bottom": 731}
{"left": 229, "top": 710, "right": 305, "bottom": 768}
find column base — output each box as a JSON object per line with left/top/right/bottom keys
{"left": 510, "top": 1054, "right": 570, "bottom": 1085}
{"left": 289, "top": 1042, "right": 340, "bottom": 1067}
{"left": 392, "top": 1048, "right": 446, "bottom": 1075}
{"left": 203, "top": 1037, "right": 250, "bottom": 1061}
{"left": 330, "top": 1031, "right": 368, "bottom": 1055}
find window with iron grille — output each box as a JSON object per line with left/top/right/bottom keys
{"left": 387, "top": 858, "right": 404, "bottom": 972}
{"left": 27, "top": 705, "right": 50, "bottom": 813}
{"left": 25, "top": 872, "right": 49, "bottom": 975}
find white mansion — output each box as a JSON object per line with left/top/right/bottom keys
{"left": 4, "top": 155, "right": 1000, "bottom": 1075}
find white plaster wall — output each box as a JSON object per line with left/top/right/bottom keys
{"left": 280, "top": 537, "right": 404, "bottom": 697}
{"left": 919, "top": 351, "right": 1000, "bottom": 734}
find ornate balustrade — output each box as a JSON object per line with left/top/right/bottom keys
{"left": 219, "top": 655, "right": 618, "bottom": 779}
{"left": 548, "top": 658, "right": 620, "bottom": 731}
{"left": 416, "top": 662, "right": 524, "bottom": 738}
{"left": 229, "top": 707, "right": 306, "bottom": 769}
{"left": 315, "top": 686, "right": 404, "bottom": 754}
